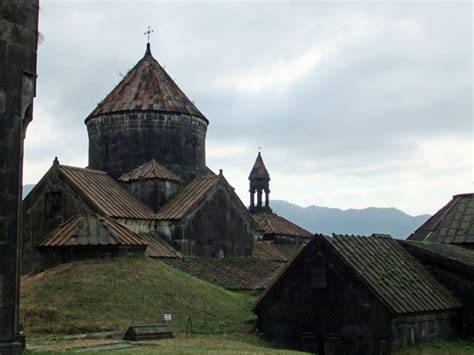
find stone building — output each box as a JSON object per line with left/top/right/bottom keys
{"left": 22, "top": 42, "right": 255, "bottom": 272}
{"left": 407, "top": 193, "right": 474, "bottom": 248}
{"left": 0, "top": 0, "right": 39, "bottom": 352}
{"left": 253, "top": 234, "right": 461, "bottom": 354}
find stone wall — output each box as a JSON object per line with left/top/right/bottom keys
{"left": 391, "top": 311, "right": 457, "bottom": 349}
{"left": 87, "top": 112, "right": 208, "bottom": 182}
{"left": 0, "top": 0, "right": 38, "bottom": 351}
{"left": 121, "top": 179, "right": 180, "bottom": 212}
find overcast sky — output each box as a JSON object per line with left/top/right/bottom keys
{"left": 25, "top": 0, "right": 472, "bottom": 216}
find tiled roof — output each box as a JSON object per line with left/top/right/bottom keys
{"left": 326, "top": 234, "right": 460, "bottom": 314}
{"left": 408, "top": 193, "right": 474, "bottom": 244}
{"left": 118, "top": 159, "right": 181, "bottom": 182}
{"left": 38, "top": 214, "right": 147, "bottom": 247}
{"left": 248, "top": 152, "right": 270, "bottom": 180}
{"left": 255, "top": 241, "right": 289, "bottom": 262}
{"left": 58, "top": 164, "right": 155, "bottom": 220}
{"left": 162, "top": 257, "right": 282, "bottom": 290}
{"left": 140, "top": 234, "right": 181, "bottom": 259}
{"left": 156, "top": 174, "right": 221, "bottom": 220}
{"left": 254, "top": 234, "right": 461, "bottom": 314}
{"left": 254, "top": 212, "right": 312, "bottom": 238}
{"left": 399, "top": 240, "right": 474, "bottom": 274}
{"left": 86, "top": 44, "right": 206, "bottom": 122}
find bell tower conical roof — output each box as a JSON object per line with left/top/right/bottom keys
{"left": 85, "top": 43, "right": 207, "bottom": 123}
{"left": 249, "top": 152, "right": 270, "bottom": 180}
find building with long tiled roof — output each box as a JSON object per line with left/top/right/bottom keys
{"left": 253, "top": 234, "right": 462, "bottom": 353}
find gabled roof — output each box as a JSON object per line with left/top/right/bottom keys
{"left": 140, "top": 233, "right": 181, "bottom": 259}
{"left": 57, "top": 164, "right": 155, "bottom": 220}
{"left": 408, "top": 193, "right": 474, "bottom": 244}
{"left": 253, "top": 234, "right": 461, "bottom": 315}
{"left": 162, "top": 257, "right": 282, "bottom": 291}
{"left": 86, "top": 44, "right": 207, "bottom": 123}
{"left": 326, "top": 234, "right": 460, "bottom": 314}
{"left": 255, "top": 241, "right": 289, "bottom": 262}
{"left": 38, "top": 214, "right": 147, "bottom": 247}
{"left": 254, "top": 212, "right": 312, "bottom": 238}
{"left": 156, "top": 174, "right": 223, "bottom": 220}
{"left": 399, "top": 240, "right": 474, "bottom": 275}
{"left": 248, "top": 152, "right": 270, "bottom": 180}
{"left": 118, "top": 159, "right": 181, "bottom": 183}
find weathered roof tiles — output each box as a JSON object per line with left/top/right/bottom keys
{"left": 327, "top": 234, "right": 461, "bottom": 314}
{"left": 254, "top": 212, "right": 312, "bottom": 238}
{"left": 254, "top": 234, "right": 461, "bottom": 315}
{"left": 162, "top": 257, "right": 282, "bottom": 291}
{"left": 38, "top": 214, "right": 147, "bottom": 247}
{"left": 86, "top": 44, "right": 206, "bottom": 122}
{"left": 249, "top": 152, "right": 270, "bottom": 180}
{"left": 156, "top": 174, "right": 223, "bottom": 220}
{"left": 408, "top": 193, "right": 474, "bottom": 244}
{"left": 119, "top": 159, "right": 181, "bottom": 182}
{"left": 58, "top": 164, "right": 155, "bottom": 220}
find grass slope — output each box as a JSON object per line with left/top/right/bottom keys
{"left": 21, "top": 256, "right": 256, "bottom": 334}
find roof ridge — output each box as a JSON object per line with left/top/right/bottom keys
{"left": 118, "top": 159, "right": 181, "bottom": 182}
{"left": 58, "top": 164, "right": 108, "bottom": 175}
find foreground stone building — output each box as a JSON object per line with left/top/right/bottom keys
{"left": 253, "top": 234, "right": 461, "bottom": 354}
{"left": 0, "top": 0, "right": 39, "bottom": 352}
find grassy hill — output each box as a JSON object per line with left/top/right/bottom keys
{"left": 20, "top": 256, "right": 256, "bottom": 334}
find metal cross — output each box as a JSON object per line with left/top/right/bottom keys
{"left": 144, "top": 26, "right": 154, "bottom": 43}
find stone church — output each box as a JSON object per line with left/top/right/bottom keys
{"left": 22, "top": 42, "right": 310, "bottom": 274}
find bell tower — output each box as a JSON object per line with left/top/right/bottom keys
{"left": 248, "top": 152, "right": 272, "bottom": 213}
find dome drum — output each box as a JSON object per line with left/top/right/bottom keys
{"left": 87, "top": 111, "right": 207, "bottom": 182}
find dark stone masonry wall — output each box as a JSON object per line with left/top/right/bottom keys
{"left": 87, "top": 112, "right": 208, "bottom": 182}
{"left": 121, "top": 179, "right": 180, "bottom": 213}
{"left": 0, "top": 0, "right": 39, "bottom": 352}
{"left": 158, "top": 182, "right": 255, "bottom": 257}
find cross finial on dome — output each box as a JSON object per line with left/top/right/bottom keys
{"left": 144, "top": 26, "right": 154, "bottom": 55}
{"left": 144, "top": 25, "right": 154, "bottom": 43}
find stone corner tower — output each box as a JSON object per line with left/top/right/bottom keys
{"left": 85, "top": 42, "right": 209, "bottom": 183}
{"left": 0, "top": 0, "right": 39, "bottom": 352}
{"left": 248, "top": 152, "right": 272, "bottom": 213}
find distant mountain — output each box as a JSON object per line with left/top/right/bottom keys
{"left": 271, "top": 200, "right": 430, "bottom": 239}
{"left": 23, "top": 184, "right": 35, "bottom": 198}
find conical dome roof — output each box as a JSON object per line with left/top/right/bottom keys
{"left": 86, "top": 43, "right": 207, "bottom": 123}
{"left": 249, "top": 152, "right": 270, "bottom": 180}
